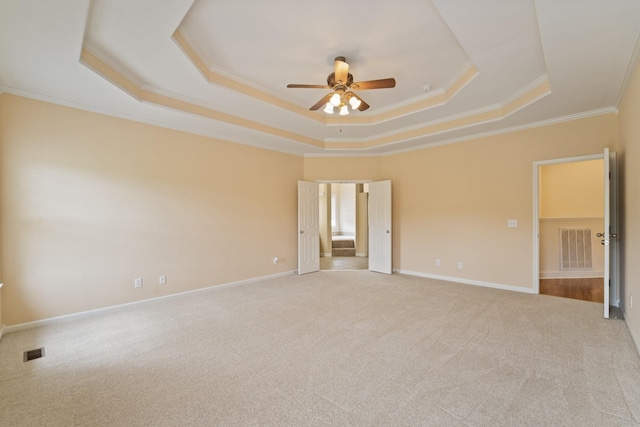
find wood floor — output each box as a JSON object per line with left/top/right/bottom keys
{"left": 540, "top": 277, "right": 604, "bottom": 303}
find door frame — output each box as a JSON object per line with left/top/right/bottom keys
{"left": 532, "top": 153, "right": 619, "bottom": 307}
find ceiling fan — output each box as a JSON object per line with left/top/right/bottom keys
{"left": 287, "top": 56, "right": 396, "bottom": 115}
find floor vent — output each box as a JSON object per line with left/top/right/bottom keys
{"left": 560, "top": 228, "right": 593, "bottom": 270}
{"left": 23, "top": 347, "right": 45, "bottom": 362}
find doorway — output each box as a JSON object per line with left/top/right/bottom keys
{"left": 298, "top": 180, "right": 392, "bottom": 275}
{"left": 319, "top": 182, "right": 368, "bottom": 271}
{"left": 533, "top": 150, "right": 619, "bottom": 318}
{"left": 538, "top": 159, "right": 605, "bottom": 303}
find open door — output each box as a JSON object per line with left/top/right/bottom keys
{"left": 602, "top": 148, "right": 619, "bottom": 318}
{"left": 298, "top": 181, "right": 320, "bottom": 275}
{"left": 368, "top": 180, "right": 392, "bottom": 274}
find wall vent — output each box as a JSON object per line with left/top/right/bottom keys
{"left": 23, "top": 347, "right": 45, "bottom": 362}
{"left": 560, "top": 228, "right": 593, "bottom": 270}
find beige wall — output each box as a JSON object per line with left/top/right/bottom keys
{"left": 540, "top": 160, "right": 604, "bottom": 218}
{"left": 356, "top": 185, "right": 368, "bottom": 257}
{"left": 382, "top": 114, "right": 618, "bottom": 288}
{"left": 0, "top": 94, "right": 303, "bottom": 325}
{"left": 303, "top": 156, "right": 383, "bottom": 181}
{"left": 318, "top": 183, "right": 331, "bottom": 256}
{"left": 0, "top": 92, "right": 627, "bottom": 328}
{"left": 619, "top": 58, "right": 640, "bottom": 350}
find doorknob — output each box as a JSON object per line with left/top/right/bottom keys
{"left": 300, "top": 230, "right": 304, "bottom": 234}
{"left": 386, "top": 230, "right": 390, "bottom": 233}
{"left": 597, "top": 232, "right": 618, "bottom": 239}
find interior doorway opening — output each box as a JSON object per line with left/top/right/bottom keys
{"left": 538, "top": 159, "right": 605, "bottom": 303}
{"left": 533, "top": 149, "right": 619, "bottom": 319}
{"left": 319, "top": 182, "right": 369, "bottom": 271}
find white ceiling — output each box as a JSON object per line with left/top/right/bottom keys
{"left": 1, "top": 0, "right": 639, "bottom": 156}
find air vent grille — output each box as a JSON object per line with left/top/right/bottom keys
{"left": 560, "top": 228, "right": 593, "bottom": 270}
{"left": 23, "top": 347, "right": 45, "bottom": 362}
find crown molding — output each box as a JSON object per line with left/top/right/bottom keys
{"left": 615, "top": 31, "right": 640, "bottom": 108}
{"left": 379, "top": 107, "right": 618, "bottom": 157}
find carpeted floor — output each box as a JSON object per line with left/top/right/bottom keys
{"left": 1, "top": 272, "right": 639, "bottom": 426}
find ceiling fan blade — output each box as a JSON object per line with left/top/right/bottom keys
{"left": 310, "top": 93, "right": 333, "bottom": 110}
{"left": 351, "top": 78, "right": 396, "bottom": 90}
{"left": 334, "top": 56, "right": 350, "bottom": 85}
{"left": 287, "top": 84, "right": 330, "bottom": 89}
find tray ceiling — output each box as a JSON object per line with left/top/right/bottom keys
{"left": 1, "top": 0, "right": 639, "bottom": 156}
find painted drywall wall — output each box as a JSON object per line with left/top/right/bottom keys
{"left": 0, "top": 92, "right": 625, "bottom": 326}
{"left": 356, "top": 185, "right": 368, "bottom": 257}
{"left": 318, "top": 183, "right": 331, "bottom": 256}
{"left": 539, "top": 160, "right": 604, "bottom": 218}
{"left": 618, "top": 58, "right": 640, "bottom": 350}
{"left": 303, "top": 157, "right": 383, "bottom": 181}
{"left": 382, "top": 114, "right": 618, "bottom": 290}
{"left": 0, "top": 94, "right": 303, "bottom": 325}
{"left": 335, "top": 183, "right": 356, "bottom": 235}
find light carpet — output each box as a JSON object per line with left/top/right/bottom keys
{"left": 1, "top": 272, "right": 639, "bottom": 426}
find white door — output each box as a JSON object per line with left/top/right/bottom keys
{"left": 368, "top": 180, "right": 392, "bottom": 274}
{"left": 602, "top": 148, "right": 619, "bottom": 318}
{"left": 298, "top": 181, "right": 319, "bottom": 275}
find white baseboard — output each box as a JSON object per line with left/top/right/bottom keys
{"left": 396, "top": 269, "right": 536, "bottom": 294}
{"left": 321, "top": 253, "right": 332, "bottom": 257}
{"left": 540, "top": 270, "right": 604, "bottom": 279}
{"left": 3, "top": 270, "right": 296, "bottom": 335}
{"left": 356, "top": 253, "right": 366, "bottom": 257}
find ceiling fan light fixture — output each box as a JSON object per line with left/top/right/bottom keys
{"left": 349, "top": 96, "right": 361, "bottom": 110}
{"left": 287, "top": 56, "right": 393, "bottom": 113}
{"left": 323, "top": 102, "right": 334, "bottom": 114}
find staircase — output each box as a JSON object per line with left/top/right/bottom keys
{"left": 332, "top": 238, "right": 356, "bottom": 257}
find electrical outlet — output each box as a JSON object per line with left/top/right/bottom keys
{"left": 134, "top": 278, "right": 142, "bottom": 288}
{"left": 159, "top": 275, "right": 166, "bottom": 285}
{"left": 458, "top": 261, "right": 463, "bottom": 269}
{"left": 273, "top": 256, "right": 279, "bottom": 265}
{"left": 435, "top": 259, "right": 441, "bottom": 266}
{"left": 508, "top": 219, "right": 518, "bottom": 228}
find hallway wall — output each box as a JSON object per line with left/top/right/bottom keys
{"left": 618, "top": 57, "right": 640, "bottom": 350}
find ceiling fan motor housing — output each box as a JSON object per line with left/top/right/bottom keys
{"left": 327, "top": 72, "right": 354, "bottom": 88}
